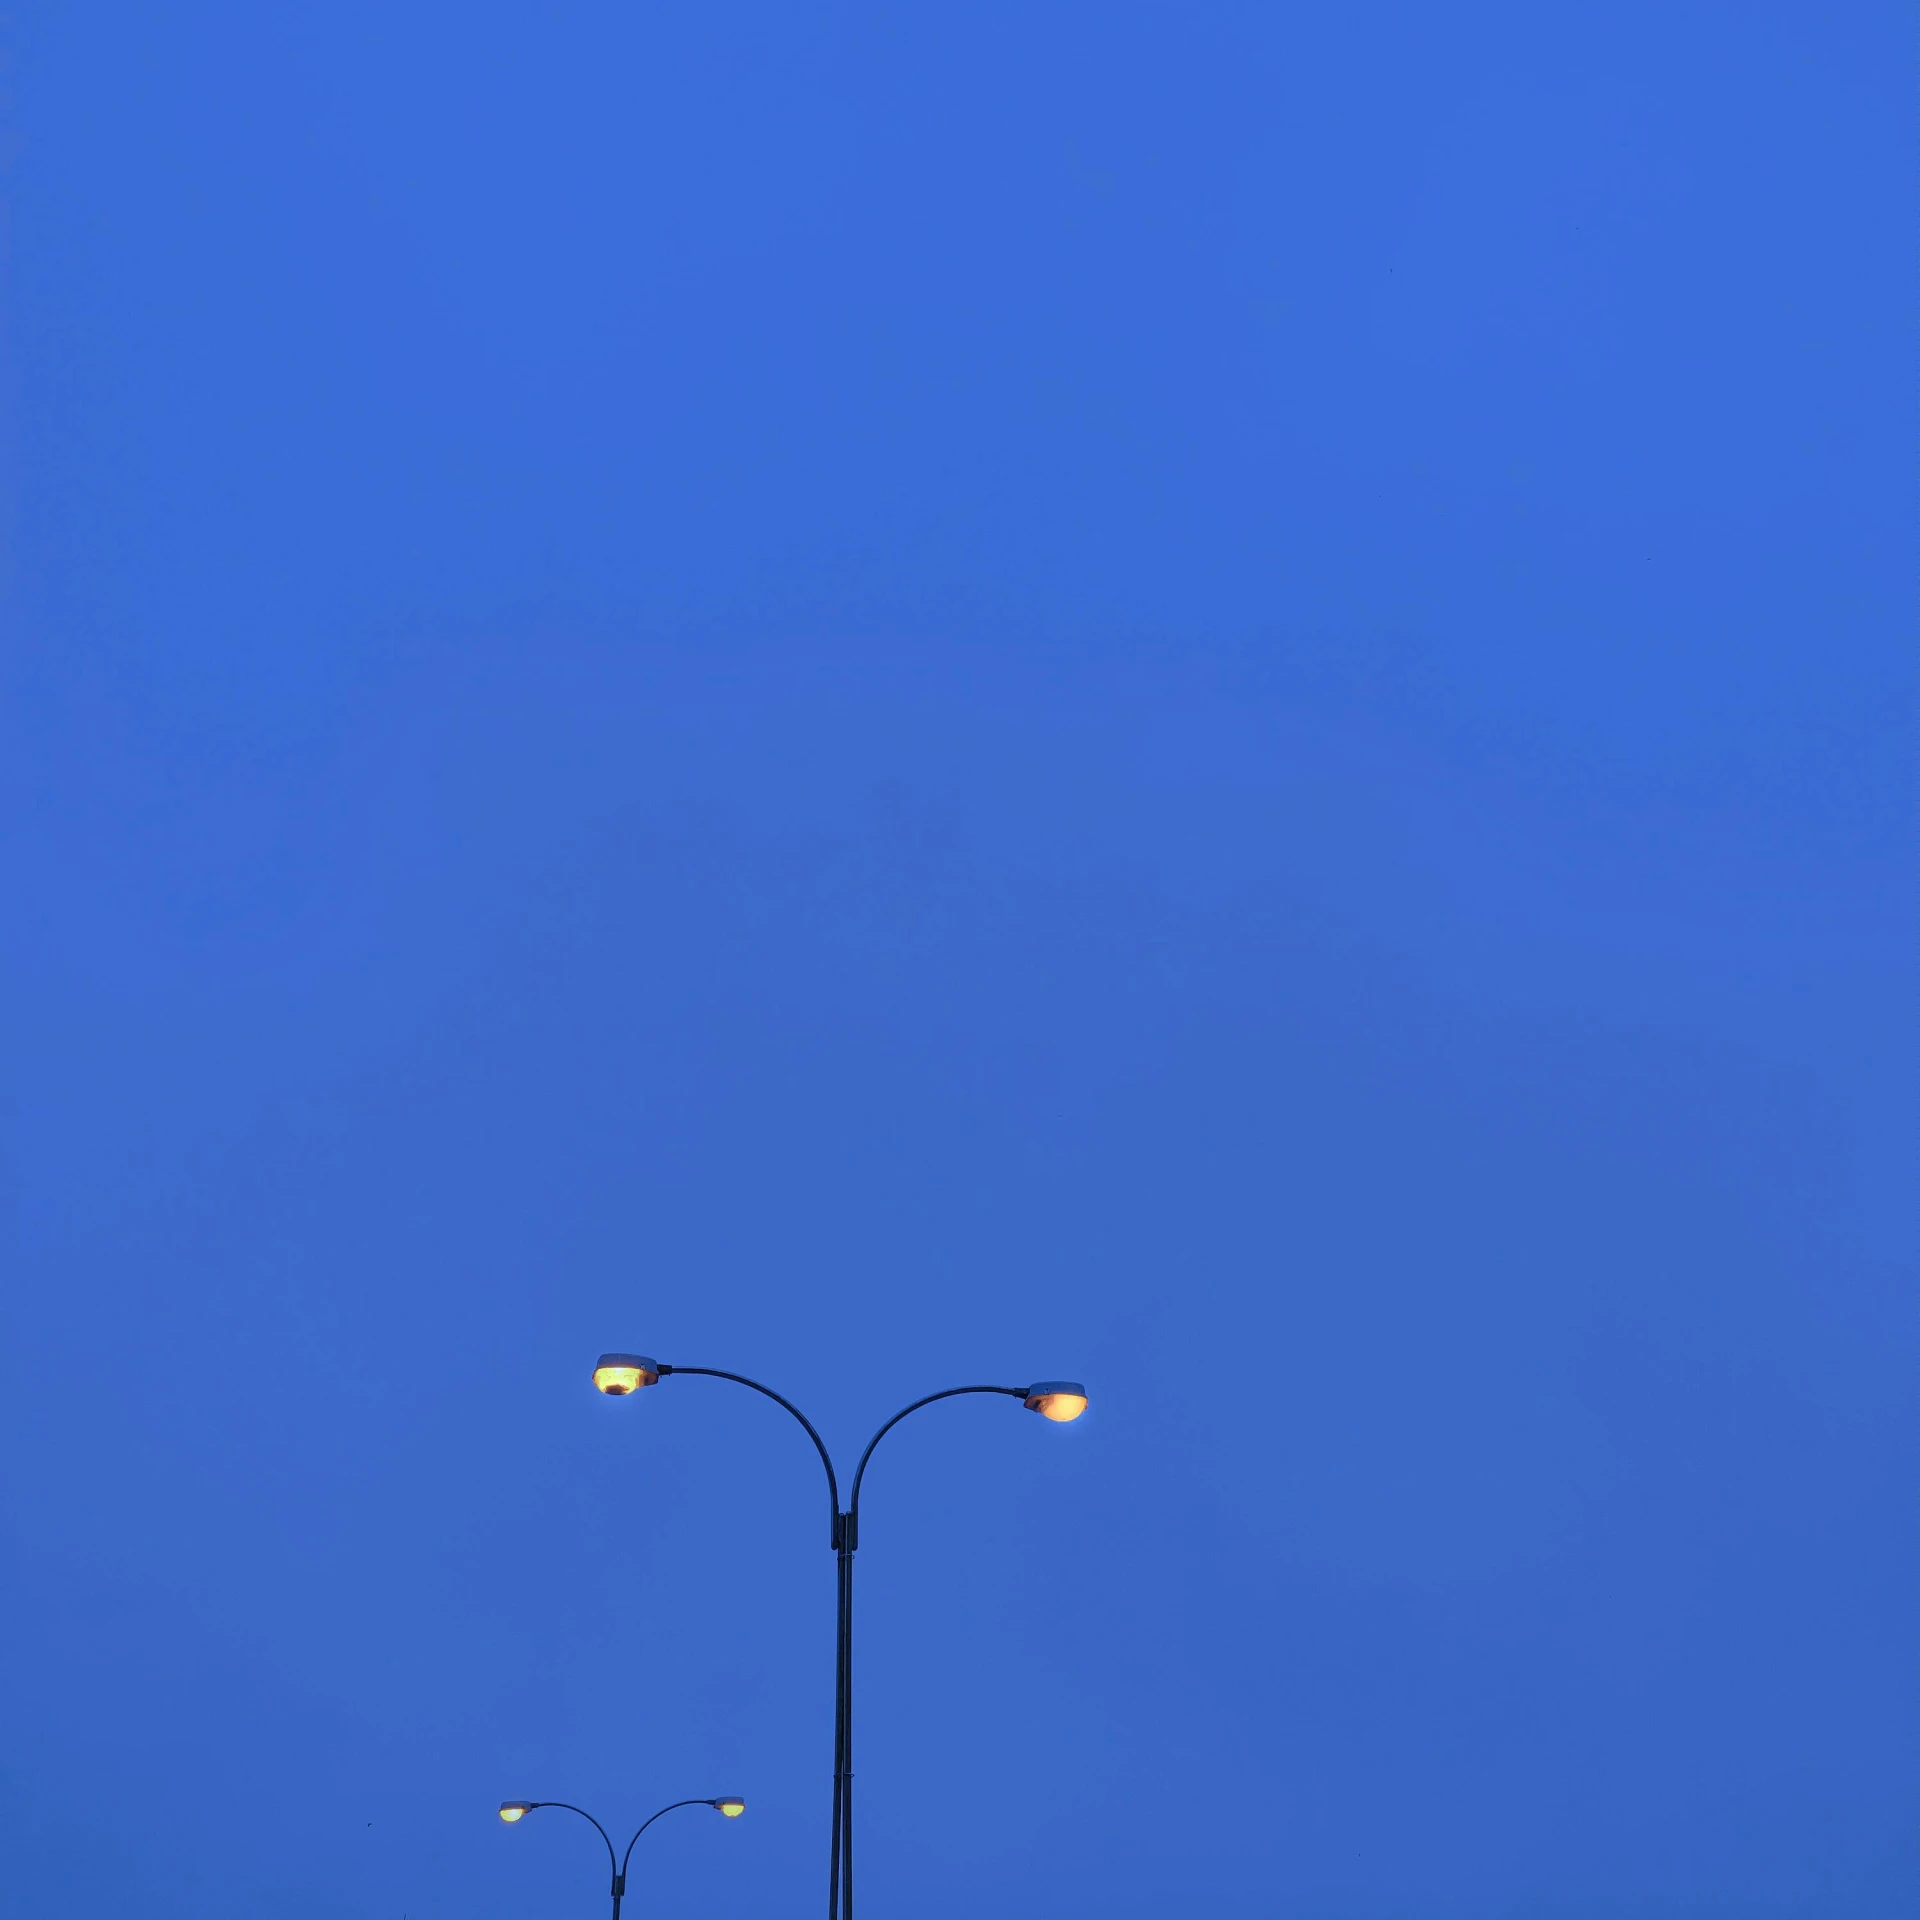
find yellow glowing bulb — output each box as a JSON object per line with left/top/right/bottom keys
{"left": 499, "top": 1803, "right": 532, "bottom": 1823}
{"left": 1023, "top": 1381, "right": 1089, "bottom": 1422}
{"left": 715, "top": 1798, "right": 746, "bottom": 1817}
{"left": 593, "top": 1353, "right": 659, "bottom": 1395}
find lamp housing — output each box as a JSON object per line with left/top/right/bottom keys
{"left": 1023, "top": 1381, "right": 1089, "bottom": 1422}
{"left": 593, "top": 1354, "right": 661, "bottom": 1395}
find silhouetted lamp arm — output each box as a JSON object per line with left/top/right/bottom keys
{"left": 497, "top": 1801, "right": 618, "bottom": 1882}
{"left": 844, "top": 1386, "right": 1028, "bottom": 1547}
{"left": 620, "top": 1798, "right": 747, "bottom": 1877}
{"left": 593, "top": 1355, "right": 841, "bottom": 1543}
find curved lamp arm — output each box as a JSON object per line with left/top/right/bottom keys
{"left": 846, "top": 1386, "right": 1027, "bottom": 1540}
{"left": 619, "top": 1798, "right": 722, "bottom": 1878}
{"left": 523, "top": 1803, "right": 619, "bottom": 1883}
{"left": 660, "top": 1365, "right": 842, "bottom": 1541}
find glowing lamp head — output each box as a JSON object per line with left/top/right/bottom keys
{"left": 593, "top": 1353, "right": 660, "bottom": 1396}
{"left": 712, "top": 1798, "right": 746, "bottom": 1818}
{"left": 498, "top": 1802, "right": 534, "bottom": 1823}
{"left": 1023, "top": 1381, "right": 1089, "bottom": 1423}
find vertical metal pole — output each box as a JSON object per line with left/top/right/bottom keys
{"left": 840, "top": 1529, "right": 855, "bottom": 1920}
{"left": 829, "top": 1527, "right": 848, "bottom": 1920}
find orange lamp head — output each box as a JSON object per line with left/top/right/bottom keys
{"left": 1023, "top": 1381, "right": 1088, "bottom": 1423}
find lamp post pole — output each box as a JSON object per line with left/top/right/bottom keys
{"left": 497, "top": 1795, "right": 746, "bottom": 1920}
{"left": 590, "top": 1358, "right": 1088, "bottom": 1920}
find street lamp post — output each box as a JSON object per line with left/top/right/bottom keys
{"left": 590, "top": 1355, "right": 1088, "bottom": 1920}
{"left": 497, "top": 1795, "right": 745, "bottom": 1920}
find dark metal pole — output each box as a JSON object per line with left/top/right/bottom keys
{"left": 830, "top": 1512, "right": 855, "bottom": 1920}
{"left": 840, "top": 1527, "right": 855, "bottom": 1920}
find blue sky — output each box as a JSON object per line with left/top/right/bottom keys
{"left": 3, "top": 5, "right": 1914, "bottom": 1916}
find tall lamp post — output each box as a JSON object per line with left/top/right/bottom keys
{"left": 590, "top": 1355, "right": 1088, "bottom": 1920}
{"left": 497, "top": 1794, "right": 745, "bottom": 1920}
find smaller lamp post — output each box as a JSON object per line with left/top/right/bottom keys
{"left": 498, "top": 1795, "right": 745, "bottom": 1919}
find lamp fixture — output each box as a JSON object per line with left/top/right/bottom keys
{"left": 592, "top": 1354, "right": 661, "bottom": 1395}
{"left": 1023, "top": 1381, "right": 1089, "bottom": 1422}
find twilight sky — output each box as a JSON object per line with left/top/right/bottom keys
{"left": 3, "top": 5, "right": 1914, "bottom": 1917}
